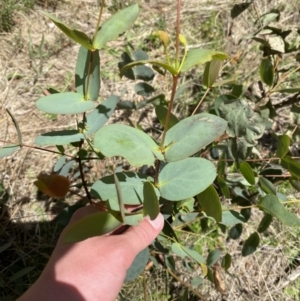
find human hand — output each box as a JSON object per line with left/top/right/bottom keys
{"left": 18, "top": 206, "right": 164, "bottom": 301}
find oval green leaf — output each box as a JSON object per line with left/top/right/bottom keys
{"left": 0, "top": 144, "right": 20, "bottom": 159}
{"left": 155, "top": 105, "right": 179, "bottom": 129}
{"left": 164, "top": 113, "right": 227, "bottom": 162}
{"left": 281, "top": 156, "right": 300, "bottom": 179}
{"left": 242, "top": 232, "right": 260, "bottom": 256}
{"left": 197, "top": 185, "right": 222, "bottom": 222}
{"left": 206, "top": 249, "right": 221, "bottom": 267}
{"left": 85, "top": 96, "right": 118, "bottom": 135}
{"left": 124, "top": 247, "right": 149, "bottom": 282}
{"left": 239, "top": 161, "right": 255, "bottom": 185}
{"left": 260, "top": 57, "right": 274, "bottom": 87}
{"left": 259, "top": 177, "right": 276, "bottom": 195}
{"left": 158, "top": 158, "right": 216, "bottom": 201}
{"left": 39, "top": 11, "right": 93, "bottom": 50}
{"left": 143, "top": 181, "right": 160, "bottom": 220}
{"left": 94, "top": 124, "right": 163, "bottom": 167}
{"left": 220, "top": 210, "right": 246, "bottom": 226}
{"left": 34, "top": 130, "right": 84, "bottom": 146}
{"left": 64, "top": 211, "right": 122, "bottom": 243}
{"left": 258, "top": 194, "right": 300, "bottom": 227}
{"left": 94, "top": 4, "right": 139, "bottom": 49}
{"left": 91, "top": 172, "right": 159, "bottom": 206}
{"left": 181, "top": 49, "right": 228, "bottom": 73}
{"left": 276, "top": 135, "right": 290, "bottom": 158}
{"left": 75, "top": 46, "right": 100, "bottom": 100}
{"left": 203, "top": 59, "right": 222, "bottom": 87}
{"left": 257, "top": 213, "right": 273, "bottom": 233}
{"left": 216, "top": 175, "right": 230, "bottom": 198}
{"left": 36, "top": 92, "right": 94, "bottom": 114}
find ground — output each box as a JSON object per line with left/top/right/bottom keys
{"left": 1, "top": 0, "right": 300, "bottom": 300}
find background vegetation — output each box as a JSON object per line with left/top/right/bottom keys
{"left": 1, "top": 0, "right": 300, "bottom": 300}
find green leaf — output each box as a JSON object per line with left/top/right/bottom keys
{"left": 281, "top": 156, "right": 300, "bottom": 179}
{"left": 91, "top": 172, "right": 159, "bottom": 206}
{"left": 203, "top": 59, "right": 222, "bottom": 87}
{"left": 275, "top": 88, "right": 300, "bottom": 93}
{"left": 134, "top": 82, "right": 155, "bottom": 97}
{"left": 220, "top": 210, "right": 246, "bottom": 226}
{"left": 124, "top": 248, "right": 149, "bottom": 282}
{"left": 113, "top": 172, "right": 125, "bottom": 223}
{"left": 55, "top": 203, "right": 85, "bottom": 226}
{"left": 216, "top": 175, "right": 230, "bottom": 198}
{"left": 239, "top": 161, "right": 255, "bottom": 185}
{"left": 85, "top": 96, "right": 118, "bottom": 135}
{"left": 206, "top": 250, "right": 221, "bottom": 267}
{"left": 36, "top": 92, "right": 94, "bottom": 114}
{"left": 75, "top": 46, "right": 100, "bottom": 101}
{"left": 258, "top": 194, "right": 300, "bottom": 227}
{"left": 257, "top": 213, "right": 273, "bottom": 233}
{"left": 158, "top": 158, "right": 216, "bottom": 201}
{"left": 39, "top": 11, "right": 93, "bottom": 50}
{"left": 54, "top": 155, "right": 66, "bottom": 172}
{"left": 242, "top": 232, "right": 260, "bottom": 256}
{"left": 0, "top": 145, "right": 19, "bottom": 159}
{"left": 6, "top": 108, "right": 22, "bottom": 146}
{"left": 181, "top": 49, "right": 228, "bottom": 73}
{"left": 229, "top": 223, "right": 243, "bottom": 239}
{"left": 164, "top": 113, "right": 227, "bottom": 162}
{"left": 155, "top": 105, "right": 179, "bottom": 129}
{"left": 64, "top": 211, "right": 122, "bottom": 243}
{"left": 260, "top": 57, "right": 274, "bottom": 87}
{"left": 9, "top": 267, "right": 35, "bottom": 282}
{"left": 123, "top": 212, "right": 144, "bottom": 226}
{"left": 171, "top": 243, "right": 205, "bottom": 265}
{"left": 221, "top": 253, "right": 231, "bottom": 270}
{"left": 143, "top": 181, "right": 160, "bottom": 220}
{"left": 94, "top": 124, "right": 163, "bottom": 167}
{"left": 162, "top": 219, "right": 178, "bottom": 242}
{"left": 276, "top": 135, "right": 290, "bottom": 158}
{"left": 34, "top": 130, "right": 84, "bottom": 145}
{"left": 94, "top": 4, "right": 139, "bottom": 49}
{"left": 259, "top": 177, "right": 276, "bottom": 195}
{"left": 0, "top": 240, "right": 13, "bottom": 253}
{"left": 231, "top": 2, "right": 253, "bottom": 18}
{"left": 197, "top": 185, "right": 222, "bottom": 222}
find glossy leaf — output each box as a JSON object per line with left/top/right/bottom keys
{"left": 91, "top": 172, "right": 159, "bottom": 205}
{"left": 206, "top": 250, "right": 221, "bottom": 267}
{"left": 36, "top": 92, "right": 94, "bottom": 114}
{"left": 94, "top": 124, "right": 163, "bottom": 167}
{"left": 180, "top": 49, "right": 228, "bottom": 73}
{"left": 258, "top": 194, "right": 300, "bottom": 227}
{"left": 34, "top": 174, "right": 70, "bottom": 198}
{"left": 221, "top": 253, "right": 231, "bottom": 270}
{"left": 39, "top": 11, "right": 93, "bottom": 50}
{"left": 229, "top": 224, "right": 243, "bottom": 239}
{"left": 239, "top": 161, "right": 255, "bottom": 185}
{"left": 94, "top": 4, "right": 139, "bottom": 49}
{"left": 75, "top": 46, "right": 100, "bottom": 101}
{"left": 163, "top": 113, "right": 227, "bottom": 162}
{"left": 276, "top": 135, "right": 290, "bottom": 158}
{"left": 260, "top": 57, "right": 274, "bottom": 87}
{"left": 85, "top": 96, "right": 118, "bottom": 135}
{"left": 124, "top": 248, "right": 149, "bottom": 282}
{"left": 35, "top": 130, "right": 84, "bottom": 145}
{"left": 281, "top": 156, "right": 300, "bottom": 179}
{"left": 242, "top": 232, "right": 260, "bottom": 256}
{"left": 0, "top": 144, "right": 19, "bottom": 159}
{"left": 197, "top": 185, "right": 222, "bottom": 222}
{"left": 220, "top": 210, "right": 246, "bottom": 226}
{"left": 143, "top": 181, "right": 160, "bottom": 220}
{"left": 158, "top": 158, "right": 216, "bottom": 201}
{"left": 203, "top": 59, "right": 222, "bottom": 87}
{"left": 64, "top": 211, "right": 122, "bottom": 243}
{"left": 155, "top": 105, "right": 179, "bottom": 129}
{"left": 258, "top": 213, "right": 273, "bottom": 233}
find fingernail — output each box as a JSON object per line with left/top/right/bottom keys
{"left": 147, "top": 213, "right": 164, "bottom": 230}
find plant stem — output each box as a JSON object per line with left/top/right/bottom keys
{"left": 93, "top": 0, "right": 105, "bottom": 45}
{"left": 160, "top": 75, "right": 179, "bottom": 147}
{"left": 175, "top": 0, "right": 181, "bottom": 67}
{"left": 191, "top": 87, "right": 211, "bottom": 116}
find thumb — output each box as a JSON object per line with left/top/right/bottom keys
{"left": 121, "top": 213, "right": 164, "bottom": 255}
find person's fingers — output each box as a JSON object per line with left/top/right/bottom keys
{"left": 121, "top": 213, "right": 164, "bottom": 254}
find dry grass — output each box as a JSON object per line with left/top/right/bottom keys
{"left": 1, "top": 0, "right": 300, "bottom": 300}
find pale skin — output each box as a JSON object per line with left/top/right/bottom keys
{"left": 18, "top": 206, "right": 164, "bottom": 301}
